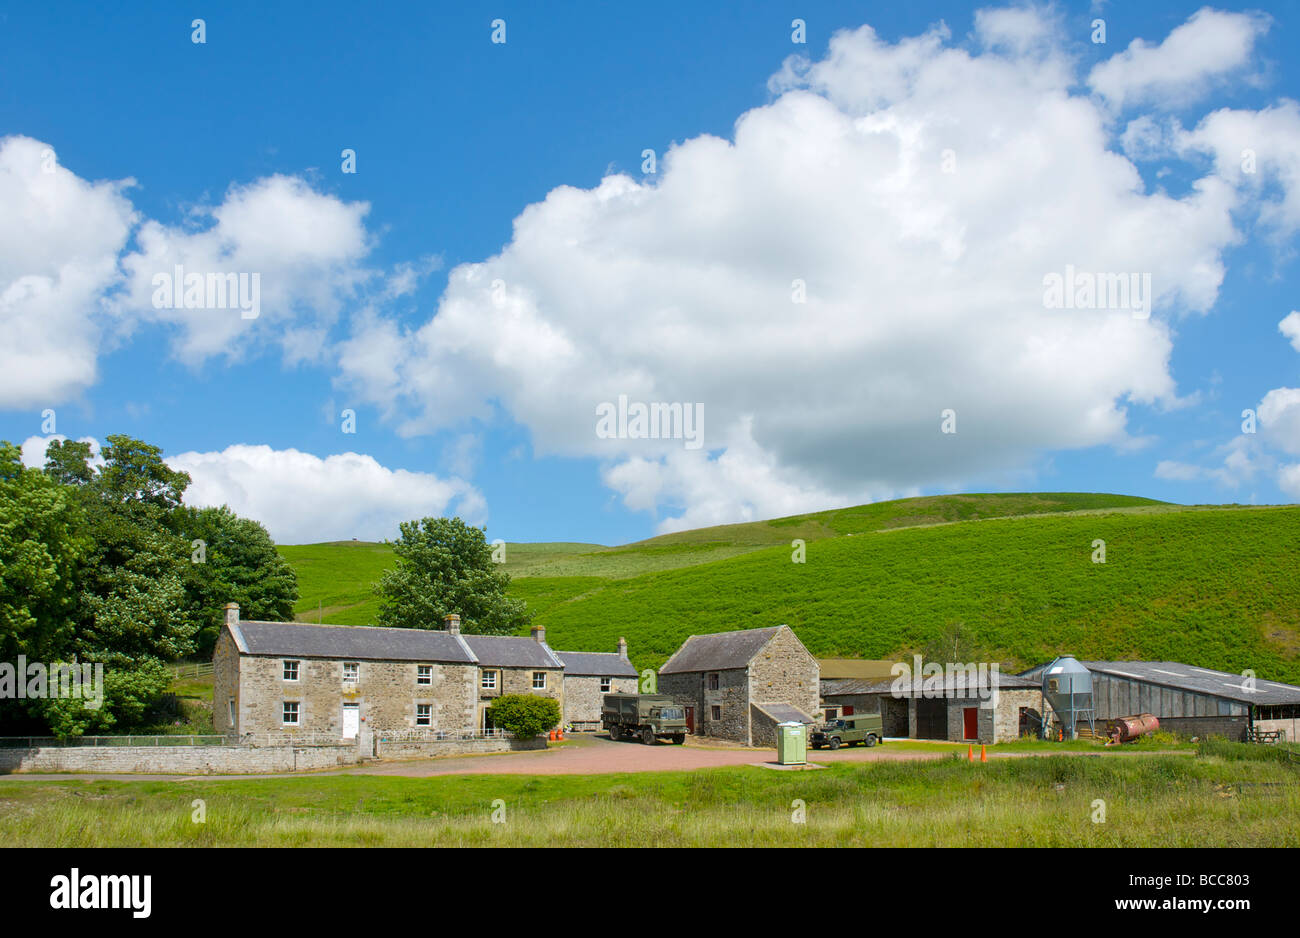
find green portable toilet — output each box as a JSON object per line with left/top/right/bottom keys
{"left": 776, "top": 721, "right": 807, "bottom": 765}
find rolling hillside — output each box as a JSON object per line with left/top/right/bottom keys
{"left": 277, "top": 493, "right": 1300, "bottom": 684}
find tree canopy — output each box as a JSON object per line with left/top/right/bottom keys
{"left": 375, "top": 516, "right": 529, "bottom": 635}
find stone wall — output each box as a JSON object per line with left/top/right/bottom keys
{"left": 1155, "top": 716, "right": 1248, "bottom": 741}
{"left": 660, "top": 668, "right": 750, "bottom": 743}
{"left": 236, "top": 655, "right": 479, "bottom": 738}
{"left": 212, "top": 629, "right": 239, "bottom": 735}
{"left": 374, "top": 735, "right": 548, "bottom": 760}
{"left": 748, "top": 627, "right": 820, "bottom": 723}
{"left": 940, "top": 689, "right": 1039, "bottom": 744}
{"left": 0, "top": 744, "right": 360, "bottom": 775}
{"left": 480, "top": 666, "right": 564, "bottom": 729}
{"left": 562, "top": 675, "right": 637, "bottom": 725}
{"left": 821, "top": 694, "right": 881, "bottom": 719}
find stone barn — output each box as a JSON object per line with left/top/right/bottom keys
{"left": 557, "top": 638, "right": 638, "bottom": 730}
{"left": 853, "top": 669, "right": 1041, "bottom": 744}
{"left": 657, "top": 625, "right": 819, "bottom": 747}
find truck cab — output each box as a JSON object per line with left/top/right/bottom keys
{"left": 810, "top": 713, "right": 884, "bottom": 749}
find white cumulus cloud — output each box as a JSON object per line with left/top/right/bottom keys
{"left": 167, "top": 444, "right": 486, "bottom": 544}
{"left": 338, "top": 8, "right": 1282, "bottom": 531}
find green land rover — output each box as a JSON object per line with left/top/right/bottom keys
{"left": 810, "top": 714, "right": 884, "bottom": 749}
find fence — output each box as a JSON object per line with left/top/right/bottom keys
{"left": 378, "top": 728, "right": 515, "bottom": 743}
{"left": 0, "top": 735, "right": 234, "bottom": 749}
{"left": 170, "top": 662, "right": 215, "bottom": 680}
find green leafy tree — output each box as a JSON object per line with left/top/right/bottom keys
{"left": 375, "top": 517, "right": 530, "bottom": 635}
{"left": 0, "top": 442, "right": 87, "bottom": 664}
{"left": 178, "top": 505, "right": 298, "bottom": 657}
{"left": 38, "top": 659, "right": 171, "bottom": 738}
{"left": 487, "top": 694, "right": 561, "bottom": 738}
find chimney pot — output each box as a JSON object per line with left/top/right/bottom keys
{"left": 442, "top": 613, "right": 461, "bottom": 635}
{"left": 224, "top": 602, "right": 240, "bottom": 627}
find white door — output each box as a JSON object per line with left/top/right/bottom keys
{"left": 342, "top": 703, "right": 360, "bottom": 739}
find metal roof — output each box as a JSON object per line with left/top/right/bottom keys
{"left": 556, "top": 651, "right": 637, "bottom": 678}
{"left": 1021, "top": 660, "right": 1300, "bottom": 707}
{"left": 235, "top": 620, "right": 476, "bottom": 664}
{"left": 754, "top": 702, "right": 815, "bottom": 724}
{"left": 658, "top": 627, "right": 782, "bottom": 674}
{"left": 462, "top": 635, "right": 564, "bottom": 669}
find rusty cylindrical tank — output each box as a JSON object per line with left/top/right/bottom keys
{"left": 1108, "top": 713, "right": 1160, "bottom": 743}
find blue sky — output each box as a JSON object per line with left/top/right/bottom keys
{"left": 3, "top": 1, "right": 1300, "bottom": 545}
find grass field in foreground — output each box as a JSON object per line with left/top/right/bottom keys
{"left": 2, "top": 746, "right": 1296, "bottom": 847}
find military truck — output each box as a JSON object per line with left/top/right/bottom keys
{"left": 810, "top": 713, "right": 884, "bottom": 749}
{"left": 602, "top": 693, "right": 688, "bottom": 745}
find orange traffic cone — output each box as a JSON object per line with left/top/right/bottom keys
{"left": 548, "top": 729, "right": 556, "bottom": 741}
{"left": 556, "top": 728, "right": 564, "bottom": 741}
{"left": 980, "top": 745, "right": 987, "bottom": 763}
{"left": 967, "top": 745, "right": 974, "bottom": 762}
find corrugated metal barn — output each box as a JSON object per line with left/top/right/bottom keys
{"left": 1018, "top": 660, "right": 1300, "bottom": 741}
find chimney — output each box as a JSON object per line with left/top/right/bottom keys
{"left": 531, "top": 624, "right": 546, "bottom": 645}
{"left": 224, "top": 602, "right": 240, "bottom": 628}
{"left": 617, "top": 637, "right": 628, "bottom": 660}
{"left": 443, "top": 613, "right": 461, "bottom": 635}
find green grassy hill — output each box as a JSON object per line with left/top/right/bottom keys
{"left": 277, "top": 493, "right": 1300, "bottom": 684}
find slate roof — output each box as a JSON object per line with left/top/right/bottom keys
{"left": 658, "top": 627, "right": 782, "bottom": 674}
{"left": 462, "top": 634, "right": 564, "bottom": 669}
{"left": 823, "top": 678, "right": 893, "bottom": 697}
{"left": 234, "top": 620, "right": 476, "bottom": 664}
{"left": 754, "top": 702, "right": 815, "bottom": 724}
{"left": 1021, "top": 660, "right": 1300, "bottom": 707}
{"left": 556, "top": 651, "right": 637, "bottom": 678}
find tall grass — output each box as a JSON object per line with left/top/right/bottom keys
{"left": 3, "top": 754, "right": 1296, "bottom": 847}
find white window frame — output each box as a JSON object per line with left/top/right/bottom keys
{"left": 532, "top": 672, "right": 547, "bottom": 690}
{"left": 417, "top": 665, "right": 433, "bottom": 685}
{"left": 228, "top": 698, "right": 236, "bottom": 725}
{"left": 710, "top": 704, "right": 722, "bottom": 721}
{"left": 282, "top": 660, "right": 300, "bottom": 682}
{"left": 282, "top": 701, "right": 300, "bottom": 725}
{"left": 415, "top": 703, "right": 432, "bottom": 726}
{"left": 342, "top": 661, "right": 359, "bottom": 683}
{"left": 600, "top": 677, "right": 612, "bottom": 693}
{"left": 481, "top": 670, "right": 498, "bottom": 690}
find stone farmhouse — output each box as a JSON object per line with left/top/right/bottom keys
{"left": 557, "top": 639, "right": 638, "bottom": 730}
{"left": 657, "top": 625, "right": 819, "bottom": 746}
{"left": 213, "top": 604, "right": 632, "bottom": 739}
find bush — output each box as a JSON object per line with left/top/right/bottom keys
{"left": 488, "top": 695, "right": 561, "bottom": 739}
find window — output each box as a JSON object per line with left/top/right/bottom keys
{"left": 228, "top": 698, "right": 236, "bottom": 725}
{"left": 481, "top": 670, "right": 498, "bottom": 690}
{"left": 343, "top": 662, "right": 359, "bottom": 683}
{"left": 600, "top": 678, "right": 612, "bottom": 693}
{"left": 282, "top": 701, "right": 300, "bottom": 725}
{"left": 417, "top": 665, "right": 433, "bottom": 685}
{"left": 710, "top": 705, "right": 722, "bottom": 721}
{"left": 416, "top": 704, "right": 432, "bottom": 726}
{"left": 532, "top": 672, "right": 547, "bottom": 690}
{"left": 707, "top": 672, "right": 720, "bottom": 690}
{"left": 282, "top": 660, "right": 299, "bottom": 681}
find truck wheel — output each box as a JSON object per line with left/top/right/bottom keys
{"left": 865, "top": 734, "right": 877, "bottom": 747}
{"left": 829, "top": 737, "right": 841, "bottom": 750}
{"left": 672, "top": 734, "right": 685, "bottom": 745}
{"left": 811, "top": 743, "right": 822, "bottom": 750}
{"left": 608, "top": 727, "right": 619, "bottom": 741}
{"left": 641, "top": 727, "right": 655, "bottom": 745}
